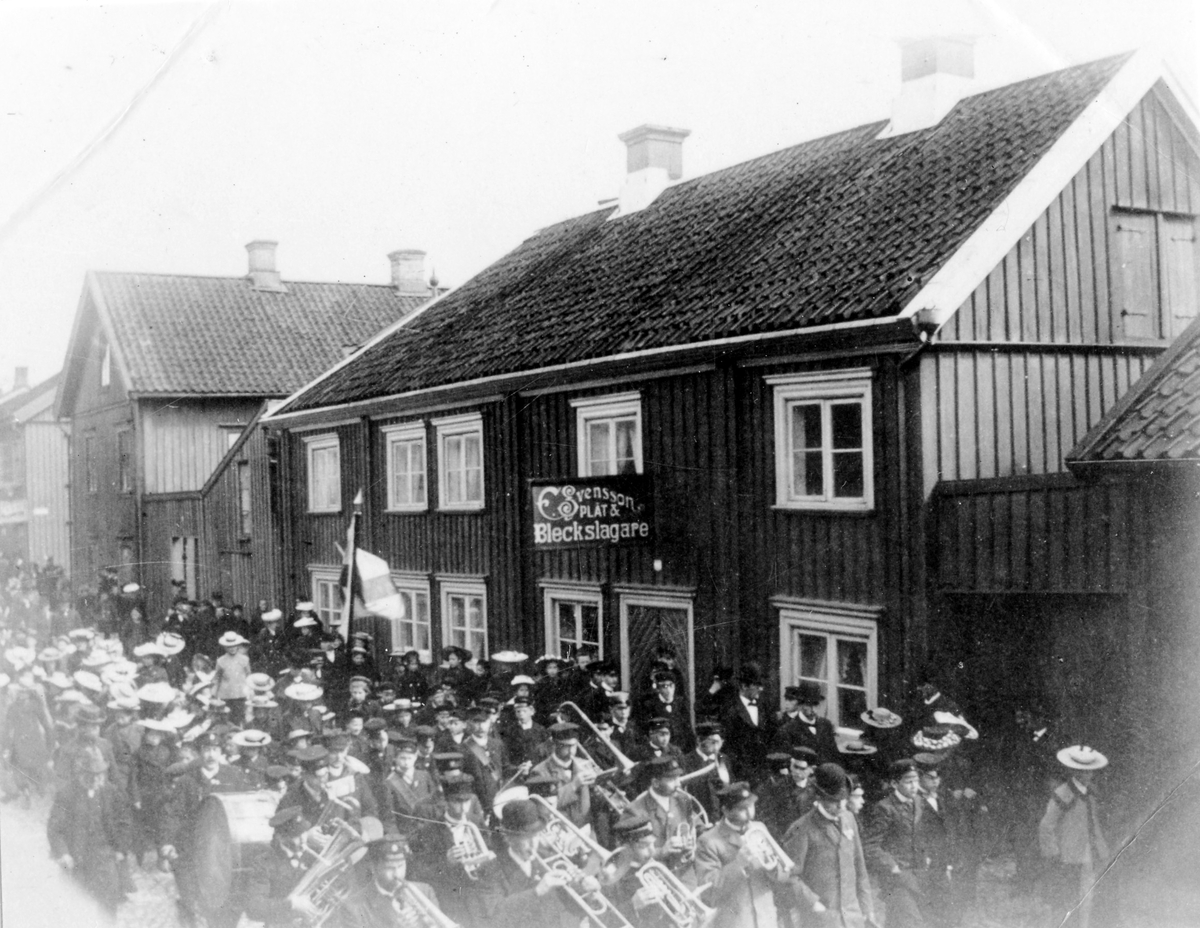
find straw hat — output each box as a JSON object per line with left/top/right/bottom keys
{"left": 156, "top": 633, "right": 186, "bottom": 656}
{"left": 860, "top": 707, "right": 903, "bottom": 729}
{"left": 1056, "top": 745, "right": 1108, "bottom": 770}
{"left": 911, "top": 725, "right": 962, "bottom": 751}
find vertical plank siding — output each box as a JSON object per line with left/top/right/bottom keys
{"left": 140, "top": 399, "right": 260, "bottom": 493}
{"left": 25, "top": 417, "right": 71, "bottom": 572}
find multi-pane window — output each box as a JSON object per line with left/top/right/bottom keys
{"left": 84, "top": 434, "right": 97, "bottom": 493}
{"left": 384, "top": 424, "right": 427, "bottom": 511}
{"left": 305, "top": 435, "right": 341, "bottom": 513}
{"left": 770, "top": 371, "right": 873, "bottom": 511}
{"left": 312, "top": 570, "right": 343, "bottom": 629}
{"left": 1113, "top": 210, "right": 1198, "bottom": 339}
{"left": 779, "top": 604, "right": 878, "bottom": 727}
{"left": 441, "top": 580, "right": 487, "bottom": 656}
{"left": 391, "top": 576, "right": 432, "bottom": 660}
{"left": 434, "top": 414, "right": 484, "bottom": 510}
{"left": 117, "top": 430, "right": 133, "bottom": 494}
{"left": 544, "top": 588, "right": 603, "bottom": 661}
{"left": 237, "top": 461, "right": 252, "bottom": 537}
{"left": 572, "top": 393, "right": 643, "bottom": 476}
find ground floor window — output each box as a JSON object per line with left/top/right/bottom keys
{"left": 777, "top": 600, "right": 879, "bottom": 727}
{"left": 618, "top": 590, "right": 694, "bottom": 720}
{"left": 310, "top": 566, "right": 343, "bottom": 630}
{"left": 391, "top": 573, "right": 432, "bottom": 661}
{"left": 440, "top": 578, "right": 487, "bottom": 657}
{"left": 542, "top": 585, "right": 603, "bottom": 661}
{"left": 170, "top": 536, "right": 197, "bottom": 601}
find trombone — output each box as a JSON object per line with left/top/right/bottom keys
{"left": 559, "top": 701, "right": 637, "bottom": 775}
{"left": 532, "top": 842, "right": 632, "bottom": 928}
{"left": 530, "top": 794, "right": 613, "bottom": 873}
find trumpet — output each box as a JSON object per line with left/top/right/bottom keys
{"left": 743, "top": 822, "right": 794, "bottom": 874}
{"left": 560, "top": 702, "right": 637, "bottom": 775}
{"left": 636, "top": 860, "right": 716, "bottom": 928}
{"left": 530, "top": 794, "right": 612, "bottom": 872}
{"left": 390, "top": 881, "right": 461, "bottom": 928}
{"left": 532, "top": 844, "right": 632, "bottom": 928}
{"left": 448, "top": 818, "right": 495, "bottom": 879}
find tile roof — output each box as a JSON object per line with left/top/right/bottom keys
{"left": 1070, "top": 315, "right": 1200, "bottom": 465}
{"left": 92, "top": 273, "right": 427, "bottom": 395}
{"left": 284, "top": 53, "right": 1130, "bottom": 413}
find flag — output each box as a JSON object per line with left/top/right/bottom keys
{"left": 352, "top": 549, "right": 405, "bottom": 621}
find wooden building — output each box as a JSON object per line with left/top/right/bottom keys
{"left": 264, "top": 46, "right": 1199, "bottom": 760}
{"left": 0, "top": 373, "right": 71, "bottom": 571}
{"left": 55, "top": 243, "right": 433, "bottom": 616}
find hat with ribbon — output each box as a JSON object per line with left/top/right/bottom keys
{"left": 156, "top": 633, "right": 186, "bottom": 656}
{"left": 1056, "top": 745, "right": 1108, "bottom": 771}
{"left": 218, "top": 631, "right": 249, "bottom": 648}
{"left": 911, "top": 725, "right": 962, "bottom": 752}
{"left": 860, "top": 707, "right": 903, "bottom": 729}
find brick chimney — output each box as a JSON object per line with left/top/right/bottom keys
{"left": 612, "top": 124, "right": 690, "bottom": 219}
{"left": 245, "top": 240, "right": 287, "bottom": 293}
{"left": 880, "top": 36, "right": 975, "bottom": 138}
{"left": 388, "top": 249, "right": 430, "bottom": 295}
{"left": 12, "top": 367, "right": 28, "bottom": 392}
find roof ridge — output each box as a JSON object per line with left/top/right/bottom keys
{"left": 91, "top": 269, "right": 403, "bottom": 290}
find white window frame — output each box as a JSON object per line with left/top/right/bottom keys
{"left": 383, "top": 423, "right": 428, "bottom": 512}
{"left": 776, "top": 599, "right": 879, "bottom": 728}
{"left": 309, "top": 565, "right": 343, "bottom": 630}
{"left": 304, "top": 434, "right": 341, "bottom": 514}
{"left": 571, "top": 392, "right": 644, "bottom": 476}
{"left": 542, "top": 584, "right": 604, "bottom": 661}
{"left": 440, "top": 578, "right": 488, "bottom": 656}
{"left": 769, "top": 370, "right": 874, "bottom": 512}
{"left": 390, "top": 572, "right": 433, "bottom": 662}
{"left": 434, "top": 413, "right": 484, "bottom": 511}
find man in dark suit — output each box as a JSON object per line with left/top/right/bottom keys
{"left": 756, "top": 745, "right": 819, "bottom": 839}
{"left": 381, "top": 735, "right": 439, "bottom": 837}
{"left": 627, "top": 717, "right": 685, "bottom": 796}
{"left": 243, "top": 806, "right": 317, "bottom": 927}
{"left": 606, "top": 691, "right": 641, "bottom": 759}
{"left": 459, "top": 706, "right": 515, "bottom": 814}
{"left": 679, "top": 720, "right": 735, "bottom": 822}
{"left": 635, "top": 671, "right": 695, "bottom": 753}
{"left": 576, "top": 658, "right": 620, "bottom": 722}
{"left": 407, "top": 773, "right": 490, "bottom": 925}
{"left": 719, "top": 662, "right": 774, "bottom": 786}
{"left": 774, "top": 680, "right": 841, "bottom": 762}
{"left": 863, "top": 758, "right": 931, "bottom": 928}
{"left": 333, "top": 835, "right": 443, "bottom": 928}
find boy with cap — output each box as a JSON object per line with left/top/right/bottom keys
{"left": 695, "top": 781, "right": 793, "bottom": 928}
{"left": 530, "top": 721, "right": 595, "bottom": 829}
{"left": 1038, "top": 745, "right": 1110, "bottom": 928}
{"left": 681, "top": 720, "right": 734, "bottom": 821}
{"left": 334, "top": 835, "right": 442, "bottom": 928}
{"left": 244, "top": 806, "right": 318, "bottom": 927}
{"left": 783, "top": 762, "right": 877, "bottom": 928}
{"left": 862, "top": 758, "right": 930, "bottom": 928}
{"left": 500, "top": 695, "right": 551, "bottom": 768}
{"left": 407, "top": 772, "right": 489, "bottom": 925}
{"left": 628, "top": 716, "right": 685, "bottom": 796}
{"left": 48, "top": 751, "right": 132, "bottom": 915}
{"left": 382, "top": 734, "right": 438, "bottom": 836}
{"left": 601, "top": 813, "right": 674, "bottom": 927}
{"left": 756, "top": 745, "right": 818, "bottom": 840}
{"left": 635, "top": 671, "right": 695, "bottom": 753}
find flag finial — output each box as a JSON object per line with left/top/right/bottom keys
{"left": 353, "top": 488, "right": 364, "bottom": 507}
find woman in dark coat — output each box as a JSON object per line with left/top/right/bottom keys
{"left": 3, "top": 674, "right": 54, "bottom": 803}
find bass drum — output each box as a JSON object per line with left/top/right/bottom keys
{"left": 191, "top": 790, "right": 279, "bottom": 925}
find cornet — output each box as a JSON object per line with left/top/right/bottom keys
{"left": 448, "top": 819, "right": 495, "bottom": 879}
{"left": 636, "top": 860, "right": 716, "bottom": 928}
{"left": 387, "top": 881, "right": 461, "bottom": 928}
{"left": 742, "top": 822, "right": 794, "bottom": 874}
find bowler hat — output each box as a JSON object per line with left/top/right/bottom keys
{"left": 737, "top": 663, "right": 764, "bottom": 686}
{"left": 813, "top": 763, "right": 849, "bottom": 800}
{"left": 501, "top": 799, "right": 545, "bottom": 836}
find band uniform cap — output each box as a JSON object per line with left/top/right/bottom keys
{"left": 349, "top": 675, "right": 372, "bottom": 687}
{"left": 325, "top": 732, "right": 353, "bottom": 752}
{"left": 194, "top": 730, "right": 222, "bottom": 748}
{"left": 392, "top": 733, "right": 418, "bottom": 752}
{"left": 695, "top": 721, "right": 724, "bottom": 739}
{"left": 813, "top": 763, "right": 850, "bottom": 800}
{"left": 266, "top": 765, "right": 295, "bottom": 782}
{"left": 433, "top": 752, "right": 465, "bottom": 772}
{"left": 861, "top": 707, "right": 903, "bottom": 729}
{"left": 466, "top": 706, "right": 491, "bottom": 722}
{"left": 261, "top": 609, "right": 283, "bottom": 622}
{"left": 889, "top": 758, "right": 919, "bottom": 778}
{"left": 284, "top": 682, "right": 323, "bottom": 702}
{"left": 441, "top": 772, "right": 476, "bottom": 799}
{"left": 911, "top": 725, "right": 962, "bottom": 751}
{"left": 647, "top": 717, "right": 672, "bottom": 732}
{"left": 292, "top": 745, "right": 330, "bottom": 766}
{"left": 269, "top": 805, "right": 311, "bottom": 835}
{"left": 217, "top": 631, "right": 250, "bottom": 648}
{"left": 293, "top": 615, "right": 319, "bottom": 628}
{"left": 1057, "top": 745, "right": 1108, "bottom": 770}
{"left": 73, "top": 670, "right": 103, "bottom": 692}
{"left": 363, "top": 718, "right": 387, "bottom": 732}
{"left": 652, "top": 671, "right": 676, "bottom": 685}
{"left": 413, "top": 725, "right": 437, "bottom": 740}
{"left": 789, "top": 746, "right": 818, "bottom": 766}
{"left": 232, "top": 729, "right": 272, "bottom": 748}
{"left": 501, "top": 799, "right": 545, "bottom": 836}
{"left": 477, "top": 696, "right": 502, "bottom": 710}
{"left": 524, "top": 773, "right": 560, "bottom": 798}
{"left": 511, "top": 695, "right": 533, "bottom": 708}
{"left": 549, "top": 722, "right": 581, "bottom": 742}
{"left": 606, "top": 690, "right": 631, "bottom": 706}
{"left": 448, "top": 708, "right": 467, "bottom": 721}
{"left": 156, "top": 633, "right": 186, "bottom": 655}
{"left": 613, "top": 813, "right": 655, "bottom": 842}
{"left": 717, "top": 781, "right": 756, "bottom": 808}
{"left": 646, "top": 755, "right": 684, "bottom": 778}
{"left": 365, "top": 836, "right": 408, "bottom": 862}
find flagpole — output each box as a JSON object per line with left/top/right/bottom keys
{"left": 340, "top": 489, "right": 364, "bottom": 641}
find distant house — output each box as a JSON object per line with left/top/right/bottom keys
{"left": 264, "top": 42, "right": 1198, "bottom": 780}
{"left": 56, "top": 242, "right": 434, "bottom": 616}
{"left": 0, "top": 371, "right": 70, "bottom": 571}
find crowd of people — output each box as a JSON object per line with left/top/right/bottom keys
{"left": 0, "top": 562, "right": 1111, "bottom": 928}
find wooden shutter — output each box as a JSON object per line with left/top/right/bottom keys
{"left": 1114, "top": 213, "right": 1159, "bottom": 338}
{"left": 1163, "top": 216, "right": 1198, "bottom": 337}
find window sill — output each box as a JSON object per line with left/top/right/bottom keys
{"left": 772, "top": 502, "right": 875, "bottom": 515}
{"left": 307, "top": 507, "right": 342, "bottom": 515}
{"left": 437, "top": 504, "right": 486, "bottom": 514}
{"left": 386, "top": 505, "right": 429, "bottom": 514}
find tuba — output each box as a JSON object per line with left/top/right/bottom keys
{"left": 742, "top": 822, "right": 795, "bottom": 874}
{"left": 635, "top": 860, "right": 716, "bottom": 928}
{"left": 286, "top": 818, "right": 364, "bottom": 927}
{"left": 448, "top": 819, "right": 496, "bottom": 879}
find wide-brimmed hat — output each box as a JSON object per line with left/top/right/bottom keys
{"left": 232, "top": 729, "right": 272, "bottom": 749}
{"left": 441, "top": 645, "right": 471, "bottom": 662}
{"left": 260, "top": 608, "right": 283, "bottom": 623}
{"left": 933, "top": 710, "right": 979, "bottom": 741}
{"left": 80, "top": 649, "right": 113, "bottom": 667}
{"left": 911, "top": 725, "right": 962, "bottom": 751}
{"left": 501, "top": 798, "right": 545, "bottom": 836}
{"left": 217, "top": 631, "right": 249, "bottom": 648}
{"left": 860, "top": 707, "right": 903, "bottom": 729}
{"left": 45, "top": 671, "right": 73, "bottom": 689}
{"left": 137, "top": 681, "right": 178, "bottom": 705}
{"left": 839, "top": 740, "right": 878, "bottom": 756}
{"left": 295, "top": 601, "right": 316, "bottom": 612}
{"left": 107, "top": 695, "right": 140, "bottom": 711}
{"left": 133, "top": 642, "right": 165, "bottom": 659}
{"left": 284, "top": 682, "right": 323, "bottom": 702}
{"left": 164, "top": 708, "right": 195, "bottom": 730}
{"left": 73, "top": 670, "right": 103, "bottom": 692}
{"left": 156, "top": 633, "right": 186, "bottom": 656}
{"left": 490, "top": 650, "right": 528, "bottom": 663}
{"left": 1057, "top": 745, "right": 1108, "bottom": 770}
{"left": 293, "top": 614, "right": 318, "bottom": 628}
{"left": 137, "top": 718, "right": 177, "bottom": 733}
{"left": 247, "top": 672, "right": 275, "bottom": 693}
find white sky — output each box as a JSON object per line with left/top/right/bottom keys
{"left": 0, "top": 0, "right": 1196, "bottom": 387}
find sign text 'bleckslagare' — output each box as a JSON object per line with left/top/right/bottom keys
{"left": 530, "top": 476, "right": 654, "bottom": 549}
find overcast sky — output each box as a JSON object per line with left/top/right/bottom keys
{"left": 0, "top": 0, "right": 1196, "bottom": 387}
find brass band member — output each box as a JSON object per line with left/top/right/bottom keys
{"left": 530, "top": 722, "right": 595, "bottom": 830}
{"left": 602, "top": 813, "right": 673, "bottom": 927}
{"left": 382, "top": 734, "right": 438, "bottom": 836}
{"left": 630, "top": 756, "right": 702, "bottom": 883}
{"left": 680, "top": 720, "right": 734, "bottom": 822}
{"left": 332, "top": 835, "right": 442, "bottom": 928}
{"left": 695, "top": 781, "right": 793, "bottom": 928}
{"left": 756, "top": 746, "right": 817, "bottom": 840}
{"left": 244, "top": 806, "right": 317, "bottom": 927}
{"left": 407, "top": 772, "right": 484, "bottom": 925}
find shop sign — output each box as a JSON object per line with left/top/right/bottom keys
{"left": 530, "top": 476, "right": 653, "bottom": 549}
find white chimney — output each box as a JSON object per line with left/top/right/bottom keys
{"left": 388, "top": 249, "right": 430, "bottom": 295}
{"left": 245, "top": 240, "right": 287, "bottom": 292}
{"left": 880, "top": 36, "right": 975, "bottom": 138}
{"left": 611, "top": 124, "right": 690, "bottom": 219}
{"left": 12, "top": 367, "right": 28, "bottom": 392}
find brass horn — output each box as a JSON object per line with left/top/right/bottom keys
{"left": 559, "top": 701, "right": 637, "bottom": 775}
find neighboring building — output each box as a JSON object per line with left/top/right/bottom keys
{"left": 56, "top": 242, "right": 434, "bottom": 616}
{"left": 0, "top": 371, "right": 71, "bottom": 571}
{"left": 263, "top": 43, "right": 1198, "bottom": 776}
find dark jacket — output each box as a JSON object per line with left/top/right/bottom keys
{"left": 720, "top": 698, "right": 774, "bottom": 785}
{"left": 773, "top": 712, "right": 841, "bottom": 763}
{"left": 783, "top": 807, "right": 875, "bottom": 928}
{"left": 47, "top": 782, "right": 132, "bottom": 912}
{"left": 470, "top": 848, "right": 577, "bottom": 928}
{"left": 863, "top": 792, "right": 927, "bottom": 875}
{"left": 244, "top": 844, "right": 308, "bottom": 927}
